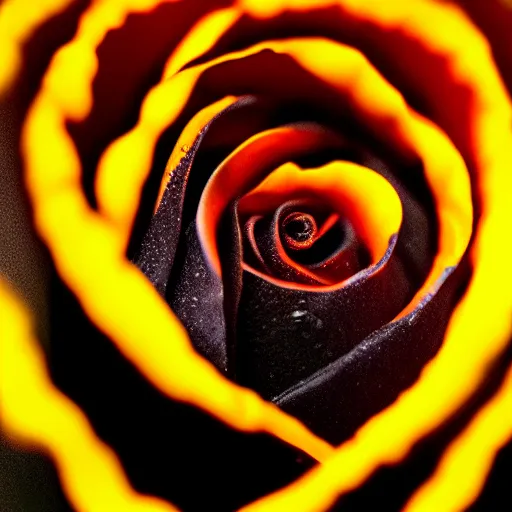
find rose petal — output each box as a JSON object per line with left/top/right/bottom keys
{"left": 274, "top": 264, "right": 466, "bottom": 444}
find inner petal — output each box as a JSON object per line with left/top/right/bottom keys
{"left": 237, "top": 159, "right": 402, "bottom": 276}
{"left": 282, "top": 211, "right": 318, "bottom": 250}
{"left": 196, "top": 123, "right": 345, "bottom": 277}
{"left": 241, "top": 198, "right": 368, "bottom": 286}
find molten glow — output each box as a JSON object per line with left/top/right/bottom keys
{"left": 0, "top": 281, "right": 179, "bottom": 512}
{"left": 22, "top": 94, "right": 333, "bottom": 459}
{"left": 404, "top": 364, "right": 512, "bottom": 512}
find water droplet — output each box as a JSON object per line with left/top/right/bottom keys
{"left": 181, "top": 144, "right": 190, "bottom": 152}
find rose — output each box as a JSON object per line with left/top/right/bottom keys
{"left": 0, "top": 1, "right": 510, "bottom": 512}
{"left": 1, "top": 1, "right": 511, "bottom": 512}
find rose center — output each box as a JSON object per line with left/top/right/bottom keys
{"left": 282, "top": 212, "right": 318, "bottom": 250}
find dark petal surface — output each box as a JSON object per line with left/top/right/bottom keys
{"left": 182, "top": 48, "right": 439, "bottom": 289}
{"left": 133, "top": 96, "right": 257, "bottom": 296}
{"left": 358, "top": 152, "right": 437, "bottom": 291}
{"left": 274, "top": 264, "right": 468, "bottom": 445}
{"left": 134, "top": 136, "right": 202, "bottom": 295}
{"left": 236, "top": 235, "right": 414, "bottom": 400}
{"left": 134, "top": 81, "right": 439, "bottom": 409}
{"left": 166, "top": 221, "right": 229, "bottom": 373}
{"left": 299, "top": 218, "right": 366, "bottom": 279}
{"left": 132, "top": 33, "right": 455, "bottom": 461}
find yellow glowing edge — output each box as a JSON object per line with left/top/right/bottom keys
{"left": 144, "top": 6, "right": 474, "bottom": 312}
{"left": 40, "top": 0, "right": 186, "bottom": 122}
{"left": 261, "top": 38, "right": 472, "bottom": 318}
{"left": 0, "top": 280, "right": 179, "bottom": 512}
{"left": 0, "top": 0, "right": 76, "bottom": 96}
{"left": 196, "top": 123, "right": 389, "bottom": 276}
{"left": 165, "top": 6, "right": 473, "bottom": 308}
{"left": 404, "top": 363, "right": 512, "bottom": 512}
{"left": 234, "top": 160, "right": 402, "bottom": 287}
{"left": 22, "top": 96, "right": 333, "bottom": 460}
{"left": 125, "top": 0, "right": 475, "bottom": 308}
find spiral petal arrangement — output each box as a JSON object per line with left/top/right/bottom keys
{"left": 1, "top": 1, "right": 511, "bottom": 511}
